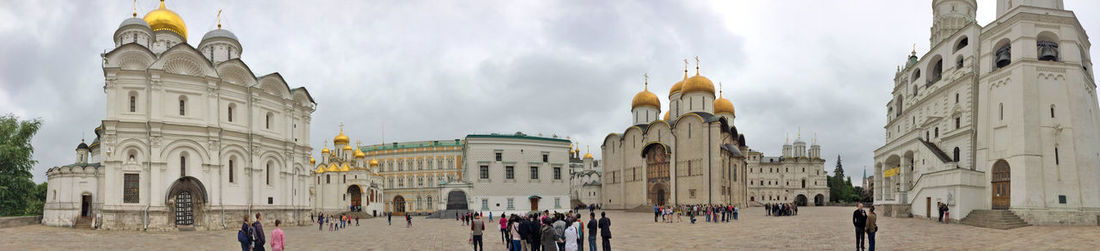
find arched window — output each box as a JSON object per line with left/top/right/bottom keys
{"left": 180, "top": 152, "right": 187, "bottom": 177}
{"left": 912, "top": 68, "right": 921, "bottom": 81}
{"left": 129, "top": 93, "right": 137, "bottom": 112}
{"left": 266, "top": 161, "right": 272, "bottom": 185}
{"left": 999, "top": 103, "right": 1004, "bottom": 120}
{"left": 928, "top": 58, "right": 943, "bottom": 85}
{"left": 229, "top": 158, "right": 235, "bottom": 183}
{"left": 227, "top": 104, "right": 234, "bottom": 122}
{"left": 265, "top": 112, "right": 273, "bottom": 129}
{"left": 953, "top": 147, "right": 960, "bottom": 162}
{"left": 956, "top": 55, "right": 964, "bottom": 69}
{"left": 994, "top": 39, "right": 1012, "bottom": 70}
{"left": 1037, "top": 31, "right": 1060, "bottom": 61}
{"left": 178, "top": 96, "right": 187, "bottom": 116}
{"left": 955, "top": 37, "right": 969, "bottom": 52}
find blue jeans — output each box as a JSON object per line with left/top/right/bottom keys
{"left": 867, "top": 232, "right": 876, "bottom": 251}
{"left": 588, "top": 237, "right": 597, "bottom": 251}
{"left": 511, "top": 240, "right": 522, "bottom": 251}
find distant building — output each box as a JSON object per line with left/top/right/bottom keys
{"left": 568, "top": 146, "right": 601, "bottom": 208}
{"left": 465, "top": 133, "right": 572, "bottom": 213}
{"left": 744, "top": 136, "right": 830, "bottom": 206}
{"left": 309, "top": 128, "right": 385, "bottom": 216}
{"left": 363, "top": 139, "right": 464, "bottom": 215}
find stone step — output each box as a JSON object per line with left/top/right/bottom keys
{"left": 960, "top": 210, "right": 1029, "bottom": 230}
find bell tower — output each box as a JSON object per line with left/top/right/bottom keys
{"left": 930, "top": 0, "right": 976, "bottom": 47}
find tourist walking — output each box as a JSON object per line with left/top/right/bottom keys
{"left": 406, "top": 213, "right": 412, "bottom": 228}
{"left": 238, "top": 215, "right": 254, "bottom": 251}
{"left": 500, "top": 215, "right": 509, "bottom": 244}
{"left": 271, "top": 219, "right": 285, "bottom": 251}
{"left": 317, "top": 214, "right": 324, "bottom": 231}
{"left": 553, "top": 215, "right": 567, "bottom": 251}
{"left": 356, "top": 215, "right": 360, "bottom": 226}
{"left": 654, "top": 205, "right": 660, "bottom": 222}
{"left": 574, "top": 214, "right": 584, "bottom": 251}
{"left": 599, "top": 212, "right": 611, "bottom": 251}
{"left": 510, "top": 215, "right": 523, "bottom": 251}
{"left": 852, "top": 203, "right": 868, "bottom": 251}
{"left": 388, "top": 212, "right": 392, "bottom": 226}
{"left": 471, "top": 213, "right": 485, "bottom": 251}
{"left": 252, "top": 213, "right": 267, "bottom": 251}
{"left": 866, "top": 206, "right": 878, "bottom": 251}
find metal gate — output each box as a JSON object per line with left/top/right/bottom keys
{"left": 175, "top": 191, "right": 193, "bottom": 225}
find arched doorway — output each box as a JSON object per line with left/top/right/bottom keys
{"left": 166, "top": 177, "right": 207, "bottom": 226}
{"left": 446, "top": 190, "right": 469, "bottom": 210}
{"left": 795, "top": 194, "right": 808, "bottom": 206}
{"left": 992, "top": 160, "right": 1011, "bottom": 210}
{"left": 393, "top": 196, "right": 406, "bottom": 215}
{"left": 80, "top": 194, "right": 92, "bottom": 217}
{"left": 348, "top": 185, "right": 362, "bottom": 211}
{"left": 643, "top": 143, "right": 670, "bottom": 206}
{"left": 814, "top": 194, "right": 825, "bottom": 206}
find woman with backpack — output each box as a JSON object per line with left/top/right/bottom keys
{"left": 238, "top": 215, "right": 254, "bottom": 251}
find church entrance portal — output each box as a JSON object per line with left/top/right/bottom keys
{"left": 167, "top": 176, "right": 206, "bottom": 226}
{"left": 530, "top": 196, "right": 541, "bottom": 211}
{"left": 446, "top": 190, "right": 469, "bottom": 210}
{"left": 393, "top": 196, "right": 406, "bottom": 215}
{"left": 814, "top": 194, "right": 825, "bottom": 206}
{"left": 992, "top": 160, "right": 1011, "bottom": 210}
{"left": 80, "top": 194, "right": 92, "bottom": 217}
{"left": 795, "top": 194, "right": 808, "bottom": 206}
{"left": 348, "top": 185, "right": 362, "bottom": 210}
{"left": 644, "top": 144, "right": 671, "bottom": 206}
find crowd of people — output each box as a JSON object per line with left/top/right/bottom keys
{"left": 648, "top": 204, "right": 738, "bottom": 224}
{"left": 237, "top": 212, "right": 285, "bottom": 251}
{"left": 764, "top": 203, "right": 797, "bottom": 217}
{"left": 310, "top": 213, "right": 361, "bottom": 231}
{"left": 466, "top": 210, "right": 612, "bottom": 251}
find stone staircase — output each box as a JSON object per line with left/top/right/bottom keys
{"left": 960, "top": 210, "right": 1029, "bottom": 230}
{"left": 73, "top": 217, "right": 92, "bottom": 229}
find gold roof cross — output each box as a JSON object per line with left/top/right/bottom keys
{"left": 694, "top": 56, "right": 700, "bottom": 75}
{"left": 643, "top": 73, "right": 648, "bottom": 90}
{"left": 217, "top": 9, "right": 223, "bottom": 29}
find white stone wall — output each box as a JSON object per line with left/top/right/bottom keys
{"left": 466, "top": 135, "right": 571, "bottom": 213}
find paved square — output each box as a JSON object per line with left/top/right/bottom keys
{"left": 2, "top": 207, "right": 1098, "bottom": 250}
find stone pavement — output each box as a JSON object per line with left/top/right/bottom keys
{"left": 2, "top": 207, "right": 1098, "bottom": 250}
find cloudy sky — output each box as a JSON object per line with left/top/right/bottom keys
{"left": 3, "top": 0, "right": 1099, "bottom": 184}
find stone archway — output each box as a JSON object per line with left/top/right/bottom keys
{"left": 991, "top": 159, "right": 1011, "bottom": 210}
{"left": 393, "top": 195, "right": 406, "bottom": 215}
{"left": 643, "top": 143, "right": 670, "bottom": 206}
{"left": 795, "top": 194, "right": 808, "bottom": 206}
{"left": 166, "top": 176, "right": 207, "bottom": 226}
{"left": 814, "top": 194, "right": 825, "bottom": 206}
{"left": 348, "top": 185, "right": 362, "bottom": 211}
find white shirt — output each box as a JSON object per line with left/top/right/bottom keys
{"left": 564, "top": 225, "right": 579, "bottom": 251}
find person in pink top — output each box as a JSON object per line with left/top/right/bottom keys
{"left": 270, "top": 219, "right": 285, "bottom": 251}
{"left": 499, "top": 215, "right": 508, "bottom": 244}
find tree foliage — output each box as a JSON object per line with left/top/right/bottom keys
{"left": 0, "top": 114, "right": 43, "bottom": 216}
{"left": 827, "top": 155, "right": 860, "bottom": 203}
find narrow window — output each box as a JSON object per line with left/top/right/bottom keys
{"left": 955, "top": 93, "right": 959, "bottom": 103}
{"left": 530, "top": 166, "right": 539, "bottom": 179}
{"left": 495, "top": 152, "right": 502, "bottom": 161}
{"left": 506, "top": 166, "right": 514, "bottom": 179}
{"left": 228, "top": 106, "right": 234, "bottom": 122}
{"left": 326, "top": 174, "right": 330, "bottom": 184}
{"left": 935, "top": 127, "right": 939, "bottom": 138}
{"left": 123, "top": 173, "right": 139, "bottom": 203}
{"left": 129, "top": 95, "right": 136, "bottom": 112}
{"left": 229, "top": 159, "right": 235, "bottom": 183}
{"left": 1050, "top": 104, "right": 1056, "bottom": 118}
{"left": 180, "top": 155, "right": 187, "bottom": 176}
{"left": 554, "top": 167, "right": 562, "bottom": 180}
{"left": 178, "top": 98, "right": 186, "bottom": 116}
{"left": 479, "top": 165, "right": 489, "bottom": 179}
{"left": 956, "top": 117, "right": 961, "bottom": 129}
{"left": 266, "top": 113, "right": 273, "bottom": 129}
{"left": 266, "top": 162, "right": 272, "bottom": 185}
{"left": 953, "top": 147, "right": 960, "bottom": 162}
{"left": 1000, "top": 103, "right": 1004, "bottom": 120}
{"left": 542, "top": 154, "right": 548, "bottom": 163}
{"left": 1055, "top": 147, "right": 1060, "bottom": 165}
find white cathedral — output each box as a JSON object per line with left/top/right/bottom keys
{"left": 43, "top": 1, "right": 316, "bottom": 230}
{"left": 873, "top": 0, "right": 1100, "bottom": 225}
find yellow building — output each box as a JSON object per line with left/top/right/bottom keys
{"left": 362, "top": 139, "right": 465, "bottom": 215}
{"left": 310, "top": 126, "right": 385, "bottom": 216}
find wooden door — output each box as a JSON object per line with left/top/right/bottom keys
{"left": 926, "top": 197, "right": 931, "bottom": 218}
{"left": 991, "top": 160, "right": 1011, "bottom": 210}
{"left": 530, "top": 198, "right": 539, "bottom": 211}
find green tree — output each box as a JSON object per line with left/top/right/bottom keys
{"left": 828, "top": 155, "right": 859, "bottom": 203}
{"left": 0, "top": 114, "right": 42, "bottom": 216}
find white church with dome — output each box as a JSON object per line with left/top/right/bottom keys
{"left": 43, "top": 0, "right": 316, "bottom": 230}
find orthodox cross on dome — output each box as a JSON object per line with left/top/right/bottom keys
{"left": 132, "top": 0, "right": 137, "bottom": 17}
{"left": 911, "top": 43, "right": 917, "bottom": 55}
{"left": 339, "top": 122, "right": 344, "bottom": 132}
{"left": 643, "top": 73, "right": 649, "bottom": 91}
{"left": 719, "top": 82, "right": 724, "bottom": 97}
{"left": 683, "top": 58, "right": 689, "bottom": 73}
{"left": 217, "top": 9, "right": 223, "bottom": 29}
{"left": 694, "top": 56, "right": 701, "bottom": 75}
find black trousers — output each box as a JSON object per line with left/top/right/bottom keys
{"left": 602, "top": 237, "right": 611, "bottom": 251}
{"left": 472, "top": 235, "right": 483, "bottom": 251}
{"left": 855, "top": 228, "right": 866, "bottom": 249}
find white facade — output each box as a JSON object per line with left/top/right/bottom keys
{"left": 309, "top": 131, "right": 385, "bottom": 217}
{"left": 44, "top": 5, "right": 315, "bottom": 230}
{"left": 466, "top": 133, "right": 572, "bottom": 214}
{"left": 745, "top": 138, "right": 830, "bottom": 206}
{"left": 568, "top": 149, "right": 602, "bottom": 207}
{"left": 874, "top": 0, "right": 1100, "bottom": 225}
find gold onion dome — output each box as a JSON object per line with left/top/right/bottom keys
{"left": 321, "top": 146, "right": 330, "bottom": 154}
{"left": 669, "top": 65, "right": 689, "bottom": 96}
{"left": 682, "top": 73, "right": 715, "bottom": 95}
{"left": 714, "top": 90, "right": 735, "bottom": 116}
{"left": 354, "top": 149, "right": 366, "bottom": 159}
{"left": 584, "top": 152, "right": 594, "bottom": 159}
{"left": 143, "top": 0, "right": 187, "bottom": 39}
{"left": 631, "top": 86, "right": 660, "bottom": 109}
{"left": 663, "top": 111, "right": 670, "bottom": 120}
{"left": 310, "top": 156, "right": 316, "bottom": 165}
{"left": 369, "top": 158, "right": 379, "bottom": 167}
{"left": 343, "top": 145, "right": 353, "bottom": 151}
{"left": 334, "top": 131, "right": 349, "bottom": 145}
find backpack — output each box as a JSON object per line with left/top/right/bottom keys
{"left": 237, "top": 229, "right": 248, "bottom": 243}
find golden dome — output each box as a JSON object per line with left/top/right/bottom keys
{"left": 682, "top": 74, "right": 715, "bottom": 95}
{"left": 321, "top": 146, "right": 330, "bottom": 154}
{"left": 343, "top": 145, "right": 353, "bottom": 151}
{"left": 631, "top": 90, "right": 660, "bottom": 109}
{"left": 354, "top": 149, "right": 366, "bottom": 159}
{"left": 340, "top": 163, "right": 351, "bottom": 172}
{"left": 583, "top": 152, "right": 594, "bottom": 159}
{"left": 334, "top": 132, "right": 349, "bottom": 145}
{"left": 714, "top": 89, "right": 734, "bottom": 116}
{"left": 669, "top": 66, "right": 689, "bottom": 96}
{"left": 315, "top": 165, "right": 325, "bottom": 174}
{"left": 326, "top": 163, "right": 339, "bottom": 172}
{"left": 143, "top": 0, "right": 187, "bottom": 39}
{"left": 663, "top": 111, "right": 670, "bottom": 120}
{"left": 310, "top": 156, "right": 316, "bottom": 165}
{"left": 369, "top": 158, "right": 379, "bottom": 167}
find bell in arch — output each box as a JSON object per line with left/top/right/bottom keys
{"left": 1038, "top": 41, "right": 1059, "bottom": 61}
{"left": 995, "top": 45, "right": 1012, "bottom": 68}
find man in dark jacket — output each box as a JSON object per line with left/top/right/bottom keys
{"left": 852, "top": 203, "right": 867, "bottom": 251}
{"left": 587, "top": 213, "right": 598, "bottom": 251}
{"left": 238, "top": 215, "right": 253, "bottom": 251}
{"left": 599, "top": 212, "right": 611, "bottom": 251}
{"left": 252, "top": 212, "right": 266, "bottom": 251}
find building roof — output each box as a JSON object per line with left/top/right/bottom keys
{"left": 360, "top": 139, "right": 464, "bottom": 152}
{"left": 466, "top": 133, "right": 571, "bottom": 143}
{"left": 721, "top": 143, "right": 744, "bottom": 157}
